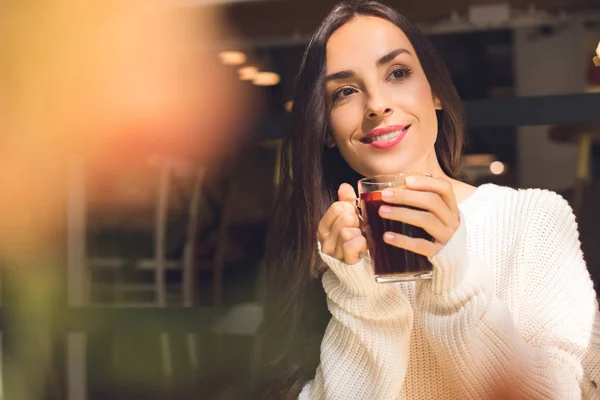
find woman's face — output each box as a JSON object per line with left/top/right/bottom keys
{"left": 325, "top": 16, "right": 442, "bottom": 178}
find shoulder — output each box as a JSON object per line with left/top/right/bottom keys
{"left": 511, "top": 186, "right": 569, "bottom": 208}
{"left": 462, "top": 184, "right": 577, "bottom": 238}
{"left": 506, "top": 186, "right": 574, "bottom": 226}
{"left": 488, "top": 185, "right": 579, "bottom": 245}
{"left": 472, "top": 184, "right": 572, "bottom": 218}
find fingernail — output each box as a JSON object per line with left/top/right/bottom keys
{"left": 380, "top": 205, "right": 392, "bottom": 214}
{"left": 405, "top": 176, "right": 417, "bottom": 185}
{"left": 382, "top": 189, "right": 394, "bottom": 198}
{"left": 384, "top": 232, "right": 395, "bottom": 241}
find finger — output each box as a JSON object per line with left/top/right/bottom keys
{"left": 379, "top": 206, "right": 455, "bottom": 244}
{"left": 339, "top": 227, "right": 363, "bottom": 242}
{"left": 327, "top": 211, "right": 361, "bottom": 260}
{"left": 338, "top": 183, "right": 362, "bottom": 224}
{"left": 382, "top": 232, "right": 442, "bottom": 258}
{"left": 331, "top": 211, "right": 361, "bottom": 235}
{"left": 380, "top": 187, "right": 453, "bottom": 226}
{"left": 403, "top": 175, "right": 458, "bottom": 212}
{"left": 338, "top": 183, "right": 357, "bottom": 203}
{"left": 342, "top": 235, "right": 367, "bottom": 265}
{"left": 320, "top": 235, "right": 337, "bottom": 258}
{"left": 333, "top": 227, "right": 362, "bottom": 260}
{"left": 317, "top": 200, "right": 356, "bottom": 240}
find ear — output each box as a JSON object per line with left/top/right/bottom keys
{"left": 433, "top": 94, "right": 443, "bottom": 110}
{"left": 326, "top": 134, "right": 336, "bottom": 148}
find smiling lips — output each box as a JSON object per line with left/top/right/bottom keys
{"left": 361, "top": 124, "right": 410, "bottom": 149}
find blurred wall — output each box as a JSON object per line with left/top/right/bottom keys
{"left": 514, "top": 23, "right": 586, "bottom": 191}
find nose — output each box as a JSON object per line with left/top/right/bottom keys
{"left": 365, "top": 90, "right": 393, "bottom": 120}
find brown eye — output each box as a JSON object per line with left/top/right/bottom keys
{"left": 332, "top": 87, "right": 357, "bottom": 103}
{"left": 387, "top": 66, "right": 412, "bottom": 82}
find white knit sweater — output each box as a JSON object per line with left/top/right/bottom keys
{"left": 300, "top": 184, "right": 600, "bottom": 399}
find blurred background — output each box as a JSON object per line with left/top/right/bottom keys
{"left": 0, "top": 0, "right": 599, "bottom": 399}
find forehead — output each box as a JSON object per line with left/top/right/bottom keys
{"left": 325, "top": 15, "right": 415, "bottom": 73}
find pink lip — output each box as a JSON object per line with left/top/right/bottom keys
{"left": 363, "top": 125, "right": 410, "bottom": 150}
{"left": 367, "top": 125, "right": 410, "bottom": 138}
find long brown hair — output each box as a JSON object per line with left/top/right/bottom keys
{"left": 260, "top": 1, "right": 465, "bottom": 397}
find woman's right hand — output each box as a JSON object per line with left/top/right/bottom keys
{"left": 317, "top": 183, "right": 367, "bottom": 265}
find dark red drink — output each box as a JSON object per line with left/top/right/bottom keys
{"left": 360, "top": 191, "right": 433, "bottom": 281}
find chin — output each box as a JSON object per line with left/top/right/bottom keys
{"left": 341, "top": 144, "right": 424, "bottom": 177}
{"left": 361, "top": 157, "right": 415, "bottom": 177}
{"left": 359, "top": 147, "right": 434, "bottom": 177}
{"left": 356, "top": 164, "right": 405, "bottom": 178}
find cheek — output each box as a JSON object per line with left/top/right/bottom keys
{"left": 392, "top": 83, "right": 438, "bottom": 133}
{"left": 393, "top": 80, "right": 434, "bottom": 115}
{"left": 329, "top": 102, "right": 363, "bottom": 142}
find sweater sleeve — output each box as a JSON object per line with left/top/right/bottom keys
{"left": 299, "top": 250, "right": 413, "bottom": 400}
{"left": 416, "top": 192, "right": 600, "bottom": 399}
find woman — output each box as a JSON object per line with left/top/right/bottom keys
{"left": 262, "top": 1, "right": 600, "bottom": 399}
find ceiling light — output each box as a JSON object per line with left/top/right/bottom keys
{"left": 253, "top": 72, "right": 280, "bottom": 86}
{"left": 284, "top": 101, "right": 293, "bottom": 112}
{"left": 238, "top": 66, "right": 258, "bottom": 81}
{"left": 218, "top": 51, "right": 247, "bottom": 66}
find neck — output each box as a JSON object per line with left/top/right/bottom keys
{"left": 409, "top": 148, "right": 476, "bottom": 204}
{"left": 407, "top": 147, "right": 448, "bottom": 179}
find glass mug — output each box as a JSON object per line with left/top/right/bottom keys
{"left": 357, "top": 173, "right": 434, "bottom": 283}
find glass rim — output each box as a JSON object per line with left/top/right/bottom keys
{"left": 358, "top": 172, "right": 431, "bottom": 187}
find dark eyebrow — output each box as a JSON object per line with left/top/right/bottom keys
{"left": 325, "top": 70, "right": 354, "bottom": 83}
{"left": 376, "top": 48, "right": 411, "bottom": 67}
{"left": 325, "top": 48, "right": 411, "bottom": 83}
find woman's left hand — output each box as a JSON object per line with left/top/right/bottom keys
{"left": 378, "top": 175, "right": 460, "bottom": 258}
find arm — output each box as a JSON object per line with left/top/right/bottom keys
{"left": 299, "top": 251, "right": 413, "bottom": 400}
{"left": 417, "top": 192, "right": 600, "bottom": 399}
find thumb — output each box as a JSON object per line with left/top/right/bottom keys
{"left": 337, "top": 183, "right": 357, "bottom": 203}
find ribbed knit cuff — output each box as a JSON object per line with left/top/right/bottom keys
{"left": 421, "top": 212, "right": 492, "bottom": 312}
{"left": 318, "top": 248, "right": 379, "bottom": 296}
{"left": 428, "top": 212, "right": 470, "bottom": 295}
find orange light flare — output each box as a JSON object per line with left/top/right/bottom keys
{"left": 0, "top": 0, "right": 256, "bottom": 259}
